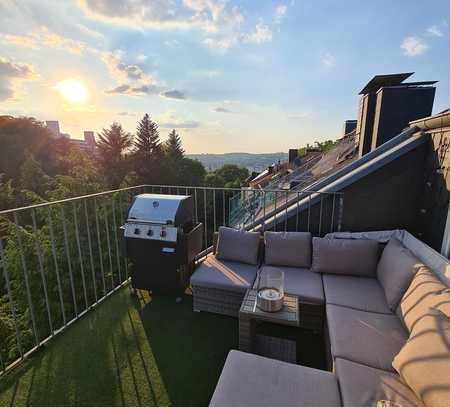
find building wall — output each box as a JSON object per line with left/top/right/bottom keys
{"left": 277, "top": 144, "right": 430, "bottom": 242}
{"left": 419, "top": 129, "right": 450, "bottom": 252}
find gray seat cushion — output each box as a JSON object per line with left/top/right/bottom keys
{"left": 258, "top": 265, "right": 324, "bottom": 304}
{"left": 327, "top": 304, "right": 408, "bottom": 371}
{"left": 209, "top": 350, "right": 341, "bottom": 407}
{"left": 335, "top": 357, "right": 424, "bottom": 407}
{"left": 191, "top": 254, "right": 258, "bottom": 294}
{"left": 323, "top": 274, "right": 391, "bottom": 314}
{"left": 216, "top": 226, "right": 260, "bottom": 265}
{"left": 312, "top": 237, "right": 379, "bottom": 277}
{"left": 264, "top": 231, "right": 312, "bottom": 268}
{"left": 377, "top": 238, "right": 424, "bottom": 311}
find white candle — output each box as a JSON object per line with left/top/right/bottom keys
{"left": 258, "top": 288, "right": 282, "bottom": 300}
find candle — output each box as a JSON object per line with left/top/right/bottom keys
{"left": 258, "top": 288, "right": 282, "bottom": 301}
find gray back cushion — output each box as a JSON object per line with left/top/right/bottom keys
{"left": 377, "top": 238, "right": 424, "bottom": 311}
{"left": 312, "top": 237, "right": 379, "bottom": 277}
{"left": 264, "top": 232, "right": 312, "bottom": 268}
{"left": 216, "top": 226, "right": 260, "bottom": 265}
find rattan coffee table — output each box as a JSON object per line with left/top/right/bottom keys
{"left": 239, "top": 289, "right": 299, "bottom": 362}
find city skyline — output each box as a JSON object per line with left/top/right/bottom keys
{"left": 1, "top": 0, "right": 450, "bottom": 153}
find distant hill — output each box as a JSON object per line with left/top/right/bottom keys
{"left": 187, "top": 152, "right": 288, "bottom": 172}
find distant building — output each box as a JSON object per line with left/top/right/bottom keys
{"left": 45, "top": 120, "right": 96, "bottom": 153}
{"left": 69, "top": 130, "right": 97, "bottom": 153}
{"left": 45, "top": 120, "right": 61, "bottom": 137}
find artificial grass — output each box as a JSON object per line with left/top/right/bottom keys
{"left": 0, "top": 287, "right": 238, "bottom": 407}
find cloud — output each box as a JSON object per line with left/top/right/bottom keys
{"left": 161, "top": 89, "right": 186, "bottom": 100}
{"left": 136, "top": 54, "right": 148, "bottom": 61}
{"left": 427, "top": 25, "right": 443, "bottom": 37}
{"left": 0, "top": 57, "right": 36, "bottom": 101}
{"left": 401, "top": 36, "right": 428, "bottom": 56}
{"left": 242, "top": 21, "right": 272, "bottom": 44}
{"left": 160, "top": 119, "right": 200, "bottom": 128}
{"left": 275, "top": 4, "right": 287, "bottom": 24}
{"left": 78, "top": 0, "right": 283, "bottom": 52}
{"left": 105, "top": 83, "right": 159, "bottom": 96}
{"left": 213, "top": 107, "right": 232, "bottom": 113}
{"left": 76, "top": 23, "right": 104, "bottom": 39}
{"left": 426, "top": 21, "right": 447, "bottom": 37}
{"left": 0, "top": 27, "right": 90, "bottom": 54}
{"left": 102, "top": 52, "right": 149, "bottom": 82}
{"left": 321, "top": 52, "right": 336, "bottom": 68}
{"left": 78, "top": 0, "right": 243, "bottom": 32}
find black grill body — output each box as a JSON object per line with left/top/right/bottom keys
{"left": 122, "top": 194, "right": 203, "bottom": 294}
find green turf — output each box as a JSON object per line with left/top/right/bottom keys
{"left": 0, "top": 287, "right": 238, "bottom": 407}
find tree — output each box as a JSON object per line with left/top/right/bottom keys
{"left": 133, "top": 114, "right": 163, "bottom": 184}
{"left": 205, "top": 164, "right": 249, "bottom": 188}
{"left": 96, "top": 123, "right": 133, "bottom": 188}
{"left": 179, "top": 158, "right": 206, "bottom": 186}
{"left": 164, "top": 130, "right": 185, "bottom": 162}
{"left": 19, "top": 153, "right": 51, "bottom": 197}
{"left": 0, "top": 116, "right": 58, "bottom": 180}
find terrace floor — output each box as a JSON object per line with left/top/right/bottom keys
{"left": 0, "top": 286, "right": 326, "bottom": 407}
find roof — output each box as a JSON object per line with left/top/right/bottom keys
{"left": 359, "top": 72, "right": 414, "bottom": 94}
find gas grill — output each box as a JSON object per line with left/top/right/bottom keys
{"left": 123, "top": 193, "right": 203, "bottom": 294}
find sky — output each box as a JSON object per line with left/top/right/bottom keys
{"left": 0, "top": 0, "right": 449, "bottom": 153}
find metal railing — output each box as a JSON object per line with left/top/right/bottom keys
{"left": 0, "top": 184, "right": 343, "bottom": 375}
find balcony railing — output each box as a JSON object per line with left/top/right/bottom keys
{"left": 0, "top": 184, "right": 343, "bottom": 375}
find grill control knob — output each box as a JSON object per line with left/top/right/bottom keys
{"left": 160, "top": 230, "right": 167, "bottom": 238}
{"left": 147, "top": 229, "right": 153, "bottom": 236}
{"left": 134, "top": 228, "right": 140, "bottom": 235}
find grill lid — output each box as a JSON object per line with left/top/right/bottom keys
{"left": 127, "top": 194, "right": 193, "bottom": 225}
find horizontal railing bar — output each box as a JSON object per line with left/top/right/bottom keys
{"left": 0, "top": 185, "right": 342, "bottom": 215}
{"left": 0, "top": 185, "right": 148, "bottom": 215}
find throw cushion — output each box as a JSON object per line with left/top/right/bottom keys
{"left": 397, "top": 267, "right": 448, "bottom": 332}
{"left": 392, "top": 311, "right": 450, "bottom": 407}
{"left": 264, "top": 231, "right": 312, "bottom": 268}
{"left": 377, "top": 238, "right": 424, "bottom": 311}
{"left": 215, "top": 226, "right": 260, "bottom": 265}
{"left": 312, "top": 237, "right": 379, "bottom": 277}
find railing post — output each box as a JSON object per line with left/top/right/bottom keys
{"left": 47, "top": 206, "right": 67, "bottom": 325}
{"left": 337, "top": 194, "right": 344, "bottom": 232}
{"left": 31, "top": 208, "right": 53, "bottom": 334}
{"left": 73, "top": 202, "right": 89, "bottom": 310}
{"left": 61, "top": 206, "right": 79, "bottom": 317}
{"left": 0, "top": 238, "right": 24, "bottom": 359}
{"left": 84, "top": 199, "right": 98, "bottom": 302}
{"left": 13, "top": 212, "right": 40, "bottom": 346}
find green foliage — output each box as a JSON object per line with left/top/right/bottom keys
{"left": 19, "top": 153, "right": 51, "bottom": 197}
{"left": 164, "top": 130, "right": 185, "bottom": 161}
{"left": 133, "top": 114, "right": 163, "bottom": 184}
{"left": 0, "top": 116, "right": 57, "bottom": 181}
{"left": 96, "top": 123, "right": 133, "bottom": 188}
{"left": 314, "top": 139, "right": 337, "bottom": 152}
{"left": 205, "top": 164, "right": 249, "bottom": 188}
{"left": 0, "top": 174, "right": 15, "bottom": 210}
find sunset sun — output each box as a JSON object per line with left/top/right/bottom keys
{"left": 55, "top": 79, "right": 88, "bottom": 104}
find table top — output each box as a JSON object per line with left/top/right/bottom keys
{"left": 239, "top": 289, "right": 299, "bottom": 327}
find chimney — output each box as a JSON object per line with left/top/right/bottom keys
{"left": 356, "top": 72, "right": 437, "bottom": 157}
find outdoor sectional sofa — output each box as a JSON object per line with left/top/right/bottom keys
{"left": 190, "top": 227, "right": 450, "bottom": 407}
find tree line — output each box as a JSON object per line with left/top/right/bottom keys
{"left": 0, "top": 114, "right": 249, "bottom": 210}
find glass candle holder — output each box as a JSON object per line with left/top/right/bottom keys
{"left": 256, "top": 268, "right": 284, "bottom": 312}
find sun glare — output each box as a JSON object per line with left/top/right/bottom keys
{"left": 55, "top": 79, "right": 88, "bottom": 104}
